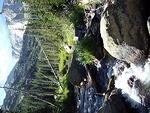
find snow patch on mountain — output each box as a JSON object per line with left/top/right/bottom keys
{"left": 3, "top": 0, "right": 28, "bottom": 59}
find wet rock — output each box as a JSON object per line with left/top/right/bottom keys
{"left": 84, "top": 4, "right": 104, "bottom": 60}
{"left": 98, "top": 89, "right": 139, "bottom": 113}
{"left": 74, "top": 2, "right": 117, "bottom": 113}
{"left": 100, "top": 0, "right": 149, "bottom": 64}
{"left": 75, "top": 55, "right": 116, "bottom": 113}
{"left": 68, "top": 55, "right": 87, "bottom": 86}
{"left": 76, "top": 86, "right": 103, "bottom": 113}
{"left": 75, "top": 65, "right": 105, "bottom": 113}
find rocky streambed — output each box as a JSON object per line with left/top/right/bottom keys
{"left": 69, "top": 0, "right": 150, "bottom": 113}
{"left": 1, "top": 0, "right": 150, "bottom": 113}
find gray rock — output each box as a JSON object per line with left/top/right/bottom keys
{"left": 100, "top": 0, "right": 149, "bottom": 64}
{"left": 98, "top": 89, "right": 139, "bottom": 113}
{"left": 68, "top": 55, "right": 87, "bottom": 86}
{"left": 75, "top": 4, "right": 115, "bottom": 113}
{"left": 99, "top": 95, "right": 128, "bottom": 113}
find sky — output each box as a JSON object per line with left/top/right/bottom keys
{"left": 0, "top": 0, "right": 3, "bottom": 12}
{"left": 0, "top": 0, "right": 17, "bottom": 106}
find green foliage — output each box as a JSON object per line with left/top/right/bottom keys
{"left": 75, "top": 37, "right": 97, "bottom": 64}
{"left": 6, "top": 0, "right": 79, "bottom": 113}
{"left": 55, "top": 74, "right": 75, "bottom": 113}
{"left": 56, "top": 74, "right": 69, "bottom": 102}
{"left": 59, "top": 49, "right": 69, "bottom": 72}
{"left": 68, "top": 5, "right": 84, "bottom": 27}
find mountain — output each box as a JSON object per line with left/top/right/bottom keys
{"left": 3, "top": 0, "right": 27, "bottom": 59}
{"left": 2, "top": 34, "right": 40, "bottom": 111}
{"left": 1, "top": 0, "right": 29, "bottom": 110}
{"left": 2, "top": 1, "right": 75, "bottom": 112}
{"left": 4, "top": 63, "right": 17, "bottom": 94}
{"left": 2, "top": 0, "right": 150, "bottom": 113}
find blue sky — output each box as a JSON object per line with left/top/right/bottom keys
{"left": 0, "top": 0, "right": 17, "bottom": 106}
{"left": 0, "top": 0, "right": 4, "bottom": 11}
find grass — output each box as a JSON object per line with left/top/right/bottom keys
{"left": 56, "top": 74, "right": 69, "bottom": 101}
{"left": 75, "top": 37, "right": 98, "bottom": 65}
{"left": 62, "top": 25, "right": 75, "bottom": 46}
{"left": 59, "top": 49, "right": 69, "bottom": 72}
{"left": 68, "top": 5, "right": 84, "bottom": 27}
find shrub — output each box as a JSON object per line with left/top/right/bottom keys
{"left": 75, "top": 37, "right": 97, "bottom": 64}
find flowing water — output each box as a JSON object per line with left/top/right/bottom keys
{"left": 113, "top": 59, "right": 150, "bottom": 113}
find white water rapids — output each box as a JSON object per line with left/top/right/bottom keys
{"left": 113, "top": 59, "right": 150, "bottom": 112}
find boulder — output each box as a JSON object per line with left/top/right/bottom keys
{"left": 98, "top": 90, "right": 138, "bottom": 113}
{"left": 68, "top": 55, "right": 87, "bottom": 86}
{"left": 100, "top": 0, "right": 149, "bottom": 64}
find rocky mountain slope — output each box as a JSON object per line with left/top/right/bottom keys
{"left": 3, "top": 0, "right": 27, "bottom": 59}
{"left": 2, "top": 0, "right": 150, "bottom": 113}
{"left": 2, "top": 34, "right": 39, "bottom": 111}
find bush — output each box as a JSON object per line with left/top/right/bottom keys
{"left": 75, "top": 37, "right": 97, "bottom": 64}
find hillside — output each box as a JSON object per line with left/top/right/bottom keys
{"left": 1, "top": 0, "right": 150, "bottom": 113}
